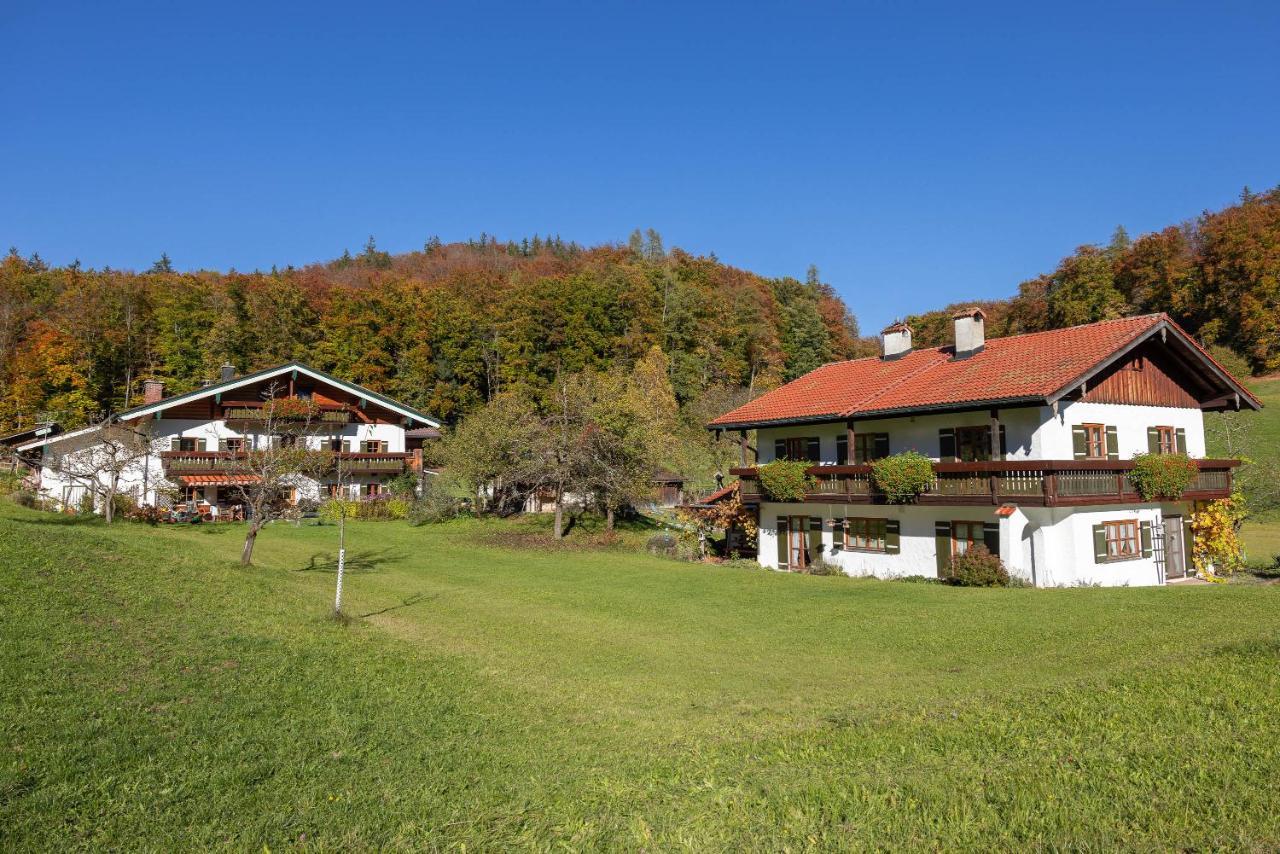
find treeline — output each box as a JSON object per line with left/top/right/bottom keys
{"left": 0, "top": 231, "right": 863, "bottom": 483}
{"left": 902, "top": 186, "right": 1280, "bottom": 374}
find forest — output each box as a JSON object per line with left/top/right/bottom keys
{"left": 2, "top": 187, "right": 1278, "bottom": 489}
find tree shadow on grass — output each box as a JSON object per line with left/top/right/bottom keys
{"left": 16, "top": 514, "right": 105, "bottom": 527}
{"left": 295, "top": 548, "right": 404, "bottom": 574}
{"left": 359, "top": 592, "right": 436, "bottom": 618}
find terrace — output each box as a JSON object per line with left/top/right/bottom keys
{"left": 732, "top": 459, "right": 1238, "bottom": 507}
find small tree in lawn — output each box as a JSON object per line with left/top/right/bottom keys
{"left": 40, "top": 417, "right": 158, "bottom": 523}
{"left": 441, "top": 393, "right": 543, "bottom": 514}
{"left": 226, "top": 384, "right": 330, "bottom": 566}
{"left": 536, "top": 374, "right": 597, "bottom": 539}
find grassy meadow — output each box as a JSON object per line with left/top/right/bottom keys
{"left": 3, "top": 501, "right": 1280, "bottom": 850}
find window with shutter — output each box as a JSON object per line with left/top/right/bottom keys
{"left": 1105, "top": 426, "right": 1119, "bottom": 461}
{"left": 954, "top": 427, "right": 992, "bottom": 462}
{"left": 1151, "top": 426, "right": 1175, "bottom": 454}
{"left": 1174, "top": 427, "right": 1187, "bottom": 454}
{"left": 983, "top": 522, "right": 1000, "bottom": 557}
{"left": 1080, "top": 424, "right": 1107, "bottom": 459}
{"left": 853, "top": 433, "right": 889, "bottom": 463}
{"left": 884, "top": 519, "right": 900, "bottom": 555}
{"left": 1097, "top": 519, "right": 1140, "bottom": 561}
{"left": 807, "top": 517, "right": 824, "bottom": 561}
{"left": 843, "top": 518, "right": 888, "bottom": 552}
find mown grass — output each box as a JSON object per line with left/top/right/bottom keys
{"left": 3, "top": 502, "right": 1280, "bottom": 850}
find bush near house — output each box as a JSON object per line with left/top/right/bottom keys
{"left": 945, "top": 544, "right": 1011, "bottom": 587}
{"left": 757, "top": 459, "right": 814, "bottom": 502}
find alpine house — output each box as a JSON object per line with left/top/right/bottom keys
{"left": 708, "top": 311, "right": 1260, "bottom": 586}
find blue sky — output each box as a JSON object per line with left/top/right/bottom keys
{"left": 2, "top": 1, "right": 1277, "bottom": 332}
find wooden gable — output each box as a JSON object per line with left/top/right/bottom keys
{"left": 1080, "top": 340, "right": 1208, "bottom": 409}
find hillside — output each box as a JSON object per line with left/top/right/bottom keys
{"left": 4, "top": 503, "right": 1280, "bottom": 848}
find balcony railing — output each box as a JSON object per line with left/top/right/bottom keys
{"left": 733, "top": 459, "right": 1238, "bottom": 507}
{"left": 160, "top": 451, "right": 409, "bottom": 475}
{"left": 222, "top": 406, "right": 351, "bottom": 425}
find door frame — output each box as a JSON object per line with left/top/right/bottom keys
{"left": 1164, "top": 515, "right": 1187, "bottom": 580}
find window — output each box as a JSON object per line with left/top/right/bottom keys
{"left": 1082, "top": 423, "right": 1107, "bottom": 459}
{"left": 774, "top": 437, "right": 820, "bottom": 462}
{"left": 854, "top": 433, "right": 890, "bottom": 463}
{"left": 326, "top": 483, "right": 342, "bottom": 498}
{"left": 952, "top": 521, "right": 984, "bottom": 557}
{"left": 362, "top": 439, "right": 389, "bottom": 454}
{"left": 1155, "top": 426, "right": 1175, "bottom": 454}
{"left": 844, "top": 518, "right": 887, "bottom": 552}
{"left": 223, "top": 438, "right": 244, "bottom": 453}
{"left": 1103, "top": 520, "right": 1139, "bottom": 560}
{"left": 362, "top": 482, "right": 382, "bottom": 498}
{"left": 954, "top": 427, "right": 991, "bottom": 462}
{"left": 173, "top": 437, "right": 198, "bottom": 452}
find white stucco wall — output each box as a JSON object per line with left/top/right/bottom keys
{"left": 756, "top": 500, "right": 1189, "bottom": 587}
{"left": 755, "top": 401, "right": 1207, "bottom": 465}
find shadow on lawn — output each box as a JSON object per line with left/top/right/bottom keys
{"left": 16, "top": 514, "right": 105, "bottom": 527}
{"left": 359, "top": 592, "right": 436, "bottom": 618}
{"left": 296, "top": 548, "right": 404, "bottom": 574}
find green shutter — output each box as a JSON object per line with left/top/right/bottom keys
{"left": 1184, "top": 518, "right": 1195, "bottom": 568}
{"left": 777, "top": 518, "right": 789, "bottom": 566}
{"left": 885, "top": 519, "right": 900, "bottom": 554}
{"left": 874, "top": 433, "right": 890, "bottom": 460}
{"left": 774, "top": 439, "right": 786, "bottom": 460}
{"left": 832, "top": 519, "right": 845, "bottom": 551}
{"left": 938, "top": 429, "right": 956, "bottom": 462}
{"left": 170, "top": 437, "right": 181, "bottom": 451}
{"left": 998, "top": 425, "right": 1007, "bottom": 459}
{"left": 1072, "top": 426, "right": 1087, "bottom": 459}
{"left": 1105, "top": 426, "right": 1119, "bottom": 461}
{"left": 1147, "top": 427, "right": 1160, "bottom": 454}
{"left": 935, "top": 521, "right": 952, "bottom": 577}
{"left": 983, "top": 522, "right": 1000, "bottom": 557}
{"left": 1093, "top": 524, "right": 1108, "bottom": 563}
{"left": 807, "top": 517, "right": 823, "bottom": 562}
{"left": 1175, "top": 428, "right": 1187, "bottom": 454}
{"left": 1140, "top": 521, "right": 1153, "bottom": 558}
{"left": 218, "top": 439, "right": 228, "bottom": 452}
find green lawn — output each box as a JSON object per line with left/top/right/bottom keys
{"left": 3, "top": 504, "right": 1280, "bottom": 850}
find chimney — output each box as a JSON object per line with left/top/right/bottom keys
{"left": 220, "top": 363, "right": 237, "bottom": 382}
{"left": 880, "top": 321, "right": 913, "bottom": 360}
{"left": 143, "top": 379, "right": 165, "bottom": 404}
{"left": 953, "top": 307, "right": 986, "bottom": 359}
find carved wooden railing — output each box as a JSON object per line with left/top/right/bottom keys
{"left": 160, "top": 451, "right": 409, "bottom": 475}
{"left": 733, "top": 459, "right": 1238, "bottom": 507}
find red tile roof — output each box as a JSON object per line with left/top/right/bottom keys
{"left": 709, "top": 313, "right": 1259, "bottom": 428}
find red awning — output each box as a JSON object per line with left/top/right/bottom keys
{"left": 178, "top": 474, "right": 262, "bottom": 487}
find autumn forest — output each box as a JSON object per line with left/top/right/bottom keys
{"left": 3, "top": 186, "right": 1278, "bottom": 486}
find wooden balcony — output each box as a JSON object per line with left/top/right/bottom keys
{"left": 160, "top": 451, "right": 409, "bottom": 475}
{"left": 222, "top": 406, "right": 351, "bottom": 427}
{"left": 731, "top": 459, "right": 1238, "bottom": 507}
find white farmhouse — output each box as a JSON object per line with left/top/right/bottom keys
{"left": 708, "top": 311, "right": 1260, "bottom": 586}
{"left": 18, "top": 362, "right": 440, "bottom": 517}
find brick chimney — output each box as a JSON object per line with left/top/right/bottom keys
{"left": 143, "top": 379, "right": 165, "bottom": 404}
{"left": 220, "top": 363, "right": 237, "bottom": 382}
{"left": 880, "top": 321, "right": 913, "bottom": 360}
{"left": 953, "top": 307, "right": 986, "bottom": 359}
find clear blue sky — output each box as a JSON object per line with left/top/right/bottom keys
{"left": 2, "top": 1, "right": 1277, "bottom": 332}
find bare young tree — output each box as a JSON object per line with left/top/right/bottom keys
{"left": 226, "top": 384, "right": 330, "bottom": 566}
{"left": 39, "top": 417, "right": 157, "bottom": 523}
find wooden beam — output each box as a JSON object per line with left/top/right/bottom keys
{"left": 845, "top": 419, "right": 856, "bottom": 465}
{"left": 739, "top": 430, "right": 748, "bottom": 467}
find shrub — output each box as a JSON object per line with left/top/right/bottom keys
{"left": 893, "top": 574, "right": 941, "bottom": 584}
{"left": 757, "top": 459, "right": 814, "bottom": 502}
{"left": 387, "top": 471, "right": 420, "bottom": 497}
{"left": 407, "top": 479, "right": 464, "bottom": 526}
{"left": 0, "top": 470, "right": 22, "bottom": 496}
{"left": 111, "top": 493, "right": 136, "bottom": 519}
{"left": 11, "top": 490, "right": 37, "bottom": 508}
{"left": 946, "top": 545, "right": 1010, "bottom": 587}
{"left": 1191, "top": 494, "right": 1247, "bottom": 580}
{"left": 1128, "top": 453, "right": 1197, "bottom": 501}
{"left": 646, "top": 532, "right": 679, "bottom": 558}
{"left": 807, "top": 558, "right": 846, "bottom": 577}
{"left": 77, "top": 492, "right": 96, "bottom": 515}
{"left": 320, "top": 498, "right": 359, "bottom": 523}
{"left": 126, "top": 504, "right": 166, "bottom": 526}
{"left": 870, "top": 451, "right": 934, "bottom": 503}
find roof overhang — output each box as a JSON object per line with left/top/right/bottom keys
{"left": 1045, "top": 317, "right": 1262, "bottom": 411}
{"left": 115, "top": 362, "right": 441, "bottom": 427}
{"left": 16, "top": 423, "right": 103, "bottom": 453}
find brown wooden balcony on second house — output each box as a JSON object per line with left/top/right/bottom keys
{"left": 160, "top": 450, "right": 411, "bottom": 475}
{"left": 731, "top": 459, "right": 1238, "bottom": 507}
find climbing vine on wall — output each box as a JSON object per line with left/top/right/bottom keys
{"left": 1190, "top": 492, "right": 1247, "bottom": 581}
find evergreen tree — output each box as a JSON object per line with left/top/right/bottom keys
{"left": 149, "top": 253, "right": 174, "bottom": 274}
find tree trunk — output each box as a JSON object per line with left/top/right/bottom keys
{"left": 606, "top": 506, "right": 615, "bottom": 531}
{"left": 241, "top": 519, "right": 264, "bottom": 566}
{"left": 553, "top": 483, "right": 565, "bottom": 539}
{"left": 103, "top": 486, "right": 115, "bottom": 524}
